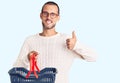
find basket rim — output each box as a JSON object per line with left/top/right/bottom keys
{"left": 8, "top": 67, "right": 57, "bottom": 78}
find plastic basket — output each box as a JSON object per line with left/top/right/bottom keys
{"left": 8, "top": 67, "right": 57, "bottom": 83}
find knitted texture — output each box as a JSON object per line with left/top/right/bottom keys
{"left": 13, "top": 33, "right": 97, "bottom": 83}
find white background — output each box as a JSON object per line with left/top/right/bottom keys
{"left": 0, "top": 0, "right": 120, "bottom": 83}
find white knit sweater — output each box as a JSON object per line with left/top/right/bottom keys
{"left": 13, "top": 33, "right": 97, "bottom": 83}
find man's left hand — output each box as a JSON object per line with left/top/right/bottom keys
{"left": 66, "top": 31, "right": 77, "bottom": 50}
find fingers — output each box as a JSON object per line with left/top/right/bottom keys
{"left": 72, "top": 31, "right": 76, "bottom": 39}
{"left": 28, "top": 51, "right": 39, "bottom": 60}
{"left": 66, "top": 39, "right": 73, "bottom": 50}
{"left": 66, "top": 31, "right": 77, "bottom": 50}
{"left": 30, "top": 51, "right": 38, "bottom": 56}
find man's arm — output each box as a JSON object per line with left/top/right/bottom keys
{"left": 66, "top": 31, "right": 97, "bottom": 62}
{"left": 13, "top": 38, "right": 30, "bottom": 68}
{"left": 73, "top": 41, "right": 97, "bottom": 62}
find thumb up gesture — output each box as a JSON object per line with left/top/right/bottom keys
{"left": 66, "top": 31, "right": 77, "bottom": 50}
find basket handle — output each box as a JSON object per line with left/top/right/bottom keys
{"left": 26, "top": 52, "right": 40, "bottom": 78}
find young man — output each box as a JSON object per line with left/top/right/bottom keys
{"left": 13, "top": 1, "right": 97, "bottom": 83}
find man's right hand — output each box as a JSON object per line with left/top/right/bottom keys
{"left": 28, "top": 51, "right": 38, "bottom": 61}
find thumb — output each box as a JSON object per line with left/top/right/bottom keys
{"left": 72, "top": 31, "right": 76, "bottom": 39}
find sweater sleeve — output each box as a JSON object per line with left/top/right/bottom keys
{"left": 13, "top": 38, "right": 30, "bottom": 68}
{"left": 73, "top": 40, "right": 97, "bottom": 62}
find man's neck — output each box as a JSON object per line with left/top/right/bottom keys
{"left": 40, "top": 29, "right": 58, "bottom": 37}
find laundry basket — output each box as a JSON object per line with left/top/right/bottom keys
{"left": 8, "top": 67, "right": 57, "bottom": 83}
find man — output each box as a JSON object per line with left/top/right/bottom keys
{"left": 13, "top": 1, "right": 97, "bottom": 83}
